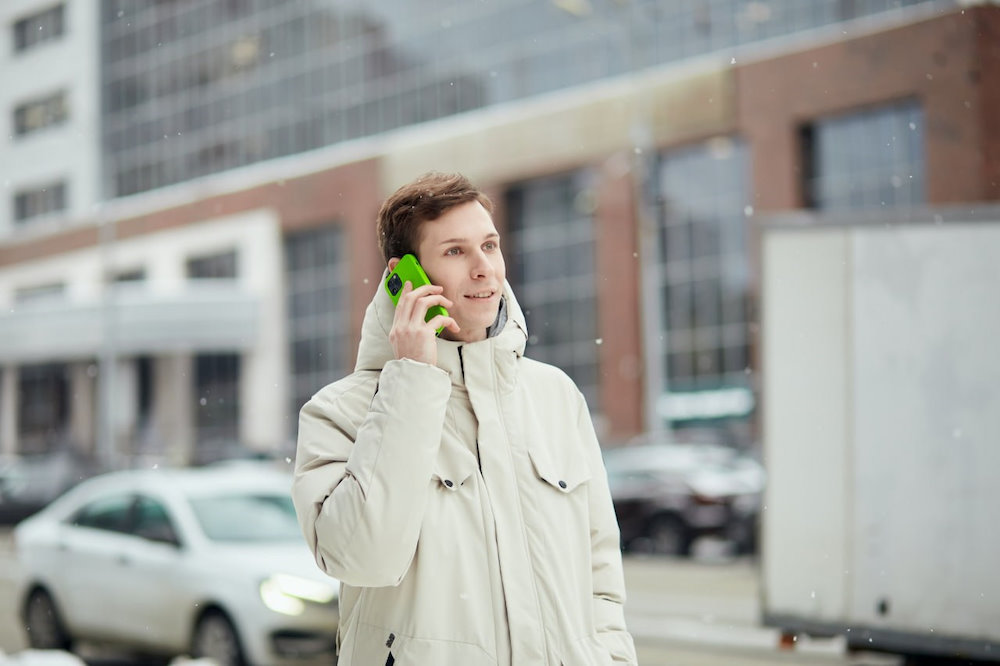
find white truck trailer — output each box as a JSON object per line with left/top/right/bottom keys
{"left": 758, "top": 206, "right": 1000, "bottom": 662}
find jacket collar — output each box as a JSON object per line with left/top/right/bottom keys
{"left": 354, "top": 270, "right": 528, "bottom": 378}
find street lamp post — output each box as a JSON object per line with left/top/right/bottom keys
{"left": 96, "top": 209, "right": 118, "bottom": 470}
{"left": 554, "top": 0, "right": 669, "bottom": 438}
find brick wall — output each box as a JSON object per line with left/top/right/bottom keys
{"left": 737, "top": 6, "right": 1000, "bottom": 212}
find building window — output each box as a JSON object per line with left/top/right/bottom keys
{"left": 136, "top": 356, "right": 154, "bottom": 430}
{"left": 802, "top": 100, "right": 925, "bottom": 210}
{"left": 193, "top": 353, "right": 240, "bottom": 462}
{"left": 13, "top": 4, "right": 65, "bottom": 53}
{"left": 186, "top": 249, "right": 237, "bottom": 279}
{"left": 115, "top": 161, "right": 166, "bottom": 197}
{"left": 285, "top": 226, "right": 349, "bottom": 442}
{"left": 114, "top": 268, "right": 145, "bottom": 283}
{"left": 14, "top": 282, "right": 66, "bottom": 304}
{"left": 13, "top": 90, "right": 69, "bottom": 137}
{"left": 13, "top": 181, "right": 67, "bottom": 223}
{"left": 18, "top": 363, "right": 70, "bottom": 455}
{"left": 507, "top": 171, "right": 600, "bottom": 411}
{"left": 656, "top": 137, "right": 753, "bottom": 434}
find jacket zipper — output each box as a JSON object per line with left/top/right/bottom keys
{"left": 385, "top": 632, "right": 395, "bottom": 665}
{"left": 458, "top": 345, "right": 486, "bottom": 474}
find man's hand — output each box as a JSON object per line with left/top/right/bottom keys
{"left": 388, "top": 282, "right": 459, "bottom": 364}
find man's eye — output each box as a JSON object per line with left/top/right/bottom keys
{"left": 445, "top": 247, "right": 461, "bottom": 256}
{"left": 483, "top": 241, "right": 498, "bottom": 251}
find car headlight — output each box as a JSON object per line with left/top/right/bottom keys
{"left": 259, "top": 574, "right": 338, "bottom": 616}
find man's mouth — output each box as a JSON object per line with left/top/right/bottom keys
{"left": 466, "top": 290, "right": 496, "bottom": 300}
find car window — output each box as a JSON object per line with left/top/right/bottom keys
{"left": 70, "top": 493, "right": 133, "bottom": 533}
{"left": 131, "top": 495, "right": 181, "bottom": 545}
{"left": 188, "top": 493, "right": 301, "bottom": 542}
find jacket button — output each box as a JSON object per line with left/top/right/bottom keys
{"left": 444, "top": 479, "right": 454, "bottom": 488}
{"left": 558, "top": 480, "right": 567, "bottom": 489}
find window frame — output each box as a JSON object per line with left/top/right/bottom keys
{"left": 12, "top": 4, "right": 65, "bottom": 54}
{"left": 13, "top": 90, "right": 70, "bottom": 137}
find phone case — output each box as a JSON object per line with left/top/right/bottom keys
{"left": 384, "top": 253, "right": 449, "bottom": 335}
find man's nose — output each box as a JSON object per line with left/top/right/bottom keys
{"left": 470, "top": 249, "right": 493, "bottom": 278}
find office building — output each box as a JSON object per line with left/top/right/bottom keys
{"left": 2, "top": 0, "right": 101, "bottom": 236}
{"left": 1, "top": 0, "right": 996, "bottom": 465}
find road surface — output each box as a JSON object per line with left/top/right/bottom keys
{"left": 0, "top": 530, "right": 898, "bottom": 665}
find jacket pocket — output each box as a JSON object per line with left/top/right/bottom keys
{"left": 431, "top": 443, "right": 479, "bottom": 492}
{"left": 525, "top": 444, "right": 597, "bottom": 639}
{"left": 527, "top": 444, "right": 592, "bottom": 494}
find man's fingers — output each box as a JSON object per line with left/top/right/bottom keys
{"left": 416, "top": 293, "right": 454, "bottom": 311}
{"left": 427, "top": 314, "right": 460, "bottom": 335}
{"left": 391, "top": 283, "right": 455, "bottom": 338}
{"left": 393, "top": 280, "right": 415, "bottom": 318}
{"left": 398, "top": 285, "right": 451, "bottom": 317}
{"left": 403, "top": 283, "right": 443, "bottom": 299}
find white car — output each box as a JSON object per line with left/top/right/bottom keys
{"left": 12, "top": 463, "right": 339, "bottom": 666}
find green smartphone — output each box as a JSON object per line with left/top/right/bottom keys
{"left": 384, "top": 253, "right": 449, "bottom": 336}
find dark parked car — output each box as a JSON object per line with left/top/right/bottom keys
{"left": 602, "top": 442, "right": 765, "bottom": 556}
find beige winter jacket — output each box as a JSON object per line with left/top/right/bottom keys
{"left": 292, "top": 279, "right": 637, "bottom": 666}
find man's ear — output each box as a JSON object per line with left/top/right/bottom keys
{"left": 388, "top": 257, "right": 400, "bottom": 271}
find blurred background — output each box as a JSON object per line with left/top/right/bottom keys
{"left": 1, "top": 0, "right": 998, "bottom": 664}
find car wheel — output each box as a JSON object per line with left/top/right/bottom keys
{"left": 192, "top": 610, "right": 246, "bottom": 666}
{"left": 646, "top": 514, "right": 693, "bottom": 556}
{"left": 24, "top": 588, "right": 72, "bottom": 651}
{"left": 728, "top": 516, "right": 759, "bottom": 556}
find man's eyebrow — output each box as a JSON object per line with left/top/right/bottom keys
{"left": 437, "top": 232, "right": 500, "bottom": 245}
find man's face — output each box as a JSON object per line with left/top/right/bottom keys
{"left": 413, "top": 200, "right": 506, "bottom": 342}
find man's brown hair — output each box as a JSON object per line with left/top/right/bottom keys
{"left": 376, "top": 172, "right": 494, "bottom": 264}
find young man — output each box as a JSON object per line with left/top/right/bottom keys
{"left": 292, "top": 172, "right": 637, "bottom": 665}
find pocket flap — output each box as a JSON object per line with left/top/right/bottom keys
{"left": 431, "top": 445, "right": 478, "bottom": 491}
{"left": 528, "top": 445, "right": 591, "bottom": 493}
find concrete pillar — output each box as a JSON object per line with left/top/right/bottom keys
{"left": 239, "top": 211, "right": 288, "bottom": 454}
{"left": 152, "top": 354, "right": 193, "bottom": 466}
{"left": 114, "top": 359, "right": 138, "bottom": 464}
{"left": 240, "top": 347, "right": 286, "bottom": 455}
{"left": 68, "top": 362, "right": 97, "bottom": 457}
{"left": 1, "top": 366, "right": 18, "bottom": 456}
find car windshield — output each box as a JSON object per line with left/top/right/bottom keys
{"left": 188, "top": 492, "right": 301, "bottom": 542}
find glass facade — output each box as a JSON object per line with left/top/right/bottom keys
{"left": 193, "top": 352, "right": 240, "bottom": 461}
{"left": 507, "top": 171, "right": 600, "bottom": 411}
{"left": 656, "top": 138, "right": 752, "bottom": 427}
{"left": 804, "top": 99, "right": 925, "bottom": 210}
{"left": 99, "top": 0, "right": 944, "bottom": 196}
{"left": 285, "top": 226, "right": 350, "bottom": 440}
{"left": 18, "top": 363, "right": 70, "bottom": 454}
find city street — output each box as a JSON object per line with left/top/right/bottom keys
{"left": 0, "top": 531, "right": 899, "bottom": 666}
{"left": 3, "top": 0, "right": 998, "bottom": 661}
{"left": 621, "top": 548, "right": 899, "bottom": 666}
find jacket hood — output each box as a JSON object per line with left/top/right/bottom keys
{"left": 354, "top": 270, "right": 528, "bottom": 372}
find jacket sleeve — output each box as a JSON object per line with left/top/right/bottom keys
{"left": 578, "top": 396, "right": 639, "bottom": 665}
{"left": 292, "top": 358, "right": 452, "bottom": 587}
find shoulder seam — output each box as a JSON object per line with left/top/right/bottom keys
{"left": 309, "top": 370, "right": 379, "bottom": 409}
